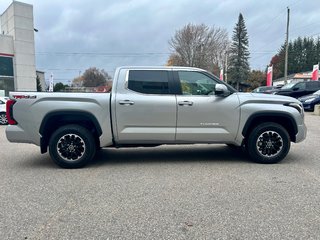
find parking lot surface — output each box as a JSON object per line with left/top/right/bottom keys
{"left": 0, "top": 113, "right": 320, "bottom": 239}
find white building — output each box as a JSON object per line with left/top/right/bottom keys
{"left": 0, "top": 1, "right": 37, "bottom": 96}
{"left": 273, "top": 72, "right": 315, "bottom": 87}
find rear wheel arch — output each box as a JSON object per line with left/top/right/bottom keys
{"left": 39, "top": 111, "right": 102, "bottom": 153}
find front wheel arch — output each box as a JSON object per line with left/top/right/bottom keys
{"left": 242, "top": 113, "right": 297, "bottom": 142}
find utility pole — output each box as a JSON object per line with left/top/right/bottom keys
{"left": 284, "top": 7, "right": 290, "bottom": 84}
{"left": 225, "top": 54, "right": 228, "bottom": 83}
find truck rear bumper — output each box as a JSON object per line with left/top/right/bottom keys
{"left": 295, "top": 123, "right": 307, "bottom": 143}
{"left": 6, "top": 125, "right": 34, "bottom": 144}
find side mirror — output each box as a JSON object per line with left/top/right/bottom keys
{"left": 215, "top": 84, "right": 230, "bottom": 97}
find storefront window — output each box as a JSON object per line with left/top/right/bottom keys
{"left": 0, "top": 56, "right": 14, "bottom": 96}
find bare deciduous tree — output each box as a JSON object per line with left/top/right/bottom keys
{"left": 168, "top": 23, "right": 229, "bottom": 73}
{"left": 71, "top": 67, "right": 112, "bottom": 88}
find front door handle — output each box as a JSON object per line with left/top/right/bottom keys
{"left": 178, "top": 101, "right": 193, "bottom": 106}
{"left": 119, "top": 100, "right": 135, "bottom": 105}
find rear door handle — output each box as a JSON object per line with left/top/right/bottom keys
{"left": 178, "top": 101, "right": 193, "bottom": 106}
{"left": 119, "top": 100, "right": 135, "bottom": 105}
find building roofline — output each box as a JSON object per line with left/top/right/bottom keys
{"left": 1, "top": 1, "right": 33, "bottom": 17}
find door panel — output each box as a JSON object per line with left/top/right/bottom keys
{"left": 115, "top": 69, "right": 177, "bottom": 143}
{"left": 175, "top": 71, "right": 240, "bottom": 143}
{"left": 176, "top": 94, "right": 240, "bottom": 142}
{"left": 116, "top": 94, "right": 177, "bottom": 143}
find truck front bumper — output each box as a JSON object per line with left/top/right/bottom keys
{"left": 295, "top": 123, "right": 307, "bottom": 143}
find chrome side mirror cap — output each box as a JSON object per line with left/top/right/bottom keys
{"left": 215, "top": 84, "right": 230, "bottom": 97}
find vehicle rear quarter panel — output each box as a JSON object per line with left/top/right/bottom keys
{"left": 7, "top": 92, "right": 113, "bottom": 147}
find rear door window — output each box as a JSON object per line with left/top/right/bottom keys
{"left": 128, "top": 70, "right": 170, "bottom": 94}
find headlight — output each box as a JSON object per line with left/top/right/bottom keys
{"left": 284, "top": 102, "right": 304, "bottom": 115}
{"left": 305, "top": 98, "right": 315, "bottom": 103}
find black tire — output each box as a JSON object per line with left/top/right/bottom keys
{"left": 247, "top": 122, "right": 290, "bottom": 164}
{"left": 49, "top": 124, "right": 96, "bottom": 168}
{"left": 0, "top": 112, "right": 8, "bottom": 125}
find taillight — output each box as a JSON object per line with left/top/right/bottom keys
{"left": 6, "top": 99, "right": 17, "bottom": 125}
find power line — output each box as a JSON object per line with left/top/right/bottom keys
{"left": 309, "top": 32, "right": 320, "bottom": 38}
{"left": 250, "top": 0, "right": 303, "bottom": 64}
{"left": 36, "top": 52, "right": 172, "bottom": 56}
{"left": 259, "top": 9, "right": 287, "bottom": 33}
{"left": 289, "top": 0, "right": 303, "bottom": 8}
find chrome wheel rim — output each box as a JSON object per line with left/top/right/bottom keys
{"left": 0, "top": 114, "right": 8, "bottom": 124}
{"left": 57, "top": 134, "right": 86, "bottom": 161}
{"left": 256, "top": 131, "right": 283, "bottom": 158}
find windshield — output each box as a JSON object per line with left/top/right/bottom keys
{"left": 281, "top": 82, "right": 296, "bottom": 89}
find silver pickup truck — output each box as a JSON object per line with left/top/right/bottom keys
{"left": 6, "top": 66, "right": 307, "bottom": 168}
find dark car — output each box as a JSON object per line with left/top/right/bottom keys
{"left": 298, "top": 90, "right": 320, "bottom": 111}
{"left": 252, "top": 86, "right": 281, "bottom": 94}
{"left": 275, "top": 81, "right": 320, "bottom": 98}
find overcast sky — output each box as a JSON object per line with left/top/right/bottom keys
{"left": 1, "top": 0, "right": 319, "bottom": 84}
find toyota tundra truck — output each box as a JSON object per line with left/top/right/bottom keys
{"left": 6, "top": 66, "right": 307, "bottom": 168}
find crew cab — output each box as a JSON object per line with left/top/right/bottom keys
{"left": 6, "top": 67, "right": 307, "bottom": 168}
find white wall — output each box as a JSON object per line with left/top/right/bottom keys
{"left": 0, "top": 35, "right": 14, "bottom": 54}
{"left": 1, "top": 1, "right": 36, "bottom": 91}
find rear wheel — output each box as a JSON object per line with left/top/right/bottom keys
{"left": 49, "top": 124, "right": 96, "bottom": 168}
{"left": 0, "top": 113, "right": 8, "bottom": 125}
{"left": 247, "top": 122, "right": 290, "bottom": 164}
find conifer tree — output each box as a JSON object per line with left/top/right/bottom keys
{"left": 228, "top": 13, "right": 250, "bottom": 90}
{"left": 36, "top": 75, "right": 42, "bottom": 92}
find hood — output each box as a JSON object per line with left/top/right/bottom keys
{"left": 236, "top": 92, "right": 300, "bottom": 105}
{"left": 298, "top": 94, "right": 319, "bottom": 101}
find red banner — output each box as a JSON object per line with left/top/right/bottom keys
{"left": 312, "top": 64, "right": 319, "bottom": 81}
{"left": 267, "top": 66, "right": 273, "bottom": 86}
{"left": 219, "top": 69, "right": 223, "bottom": 81}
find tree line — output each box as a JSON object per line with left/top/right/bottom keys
{"left": 168, "top": 15, "right": 320, "bottom": 90}
{"left": 52, "top": 67, "right": 112, "bottom": 92}
{"left": 270, "top": 37, "right": 320, "bottom": 79}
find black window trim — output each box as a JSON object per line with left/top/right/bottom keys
{"left": 126, "top": 69, "right": 176, "bottom": 95}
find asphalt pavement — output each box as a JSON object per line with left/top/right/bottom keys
{"left": 0, "top": 113, "right": 319, "bottom": 239}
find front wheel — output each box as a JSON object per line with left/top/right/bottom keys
{"left": 49, "top": 124, "right": 96, "bottom": 168}
{"left": 247, "top": 122, "right": 290, "bottom": 164}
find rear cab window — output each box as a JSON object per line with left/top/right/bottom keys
{"left": 128, "top": 70, "right": 171, "bottom": 94}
